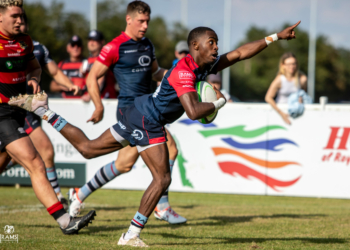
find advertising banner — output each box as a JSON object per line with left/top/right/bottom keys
{"left": 1, "top": 99, "right": 350, "bottom": 199}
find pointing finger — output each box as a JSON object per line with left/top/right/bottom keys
{"left": 291, "top": 20, "right": 301, "bottom": 29}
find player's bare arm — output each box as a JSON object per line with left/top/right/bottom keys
{"left": 46, "top": 61, "right": 81, "bottom": 96}
{"left": 179, "top": 87, "right": 225, "bottom": 120}
{"left": 216, "top": 21, "right": 301, "bottom": 72}
{"left": 86, "top": 60, "right": 109, "bottom": 123}
{"left": 151, "top": 60, "right": 167, "bottom": 82}
{"left": 26, "top": 58, "right": 41, "bottom": 94}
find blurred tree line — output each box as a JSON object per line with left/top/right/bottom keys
{"left": 24, "top": 0, "right": 188, "bottom": 91}
{"left": 230, "top": 24, "right": 350, "bottom": 103}
{"left": 24, "top": 1, "right": 350, "bottom": 103}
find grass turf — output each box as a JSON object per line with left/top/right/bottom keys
{"left": 0, "top": 186, "right": 349, "bottom": 249}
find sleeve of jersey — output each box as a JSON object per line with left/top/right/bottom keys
{"left": 150, "top": 40, "right": 156, "bottom": 62}
{"left": 168, "top": 69, "right": 197, "bottom": 97}
{"left": 42, "top": 44, "right": 53, "bottom": 65}
{"left": 97, "top": 43, "right": 119, "bottom": 68}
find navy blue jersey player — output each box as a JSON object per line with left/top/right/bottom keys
{"left": 10, "top": 8, "right": 301, "bottom": 247}
{"left": 6, "top": 16, "right": 81, "bottom": 209}
{"left": 67, "top": 1, "right": 186, "bottom": 225}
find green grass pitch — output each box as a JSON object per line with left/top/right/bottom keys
{"left": 0, "top": 186, "right": 350, "bottom": 249}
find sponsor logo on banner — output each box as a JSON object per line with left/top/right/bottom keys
{"left": 179, "top": 119, "right": 302, "bottom": 192}
{"left": 0, "top": 225, "right": 18, "bottom": 243}
{"left": 322, "top": 127, "right": 350, "bottom": 165}
{"left": 178, "top": 71, "right": 194, "bottom": 80}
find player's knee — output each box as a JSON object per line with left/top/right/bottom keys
{"left": 42, "top": 146, "right": 55, "bottom": 163}
{"left": 169, "top": 143, "right": 178, "bottom": 159}
{"left": 25, "top": 155, "right": 46, "bottom": 176}
{"left": 156, "top": 173, "right": 171, "bottom": 191}
{"left": 115, "top": 161, "right": 134, "bottom": 173}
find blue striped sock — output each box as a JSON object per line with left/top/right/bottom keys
{"left": 131, "top": 211, "right": 148, "bottom": 229}
{"left": 46, "top": 166, "right": 61, "bottom": 194}
{"left": 157, "top": 159, "right": 174, "bottom": 210}
{"left": 78, "top": 161, "right": 121, "bottom": 201}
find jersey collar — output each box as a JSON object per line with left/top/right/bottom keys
{"left": 0, "top": 30, "right": 11, "bottom": 40}
{"left": 186, "top": 54, "right": 199, "bottom": 70}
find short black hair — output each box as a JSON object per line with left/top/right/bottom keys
{"left": 187, "top": 27, "right": 215, "bottom": 47}
{"left": 127, "top": 1, "right": 151, "bottom": 16}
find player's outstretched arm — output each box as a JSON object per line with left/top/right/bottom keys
{"left": 179, "top": 87, "right": 226, "bottom": 120}
{"left": 86, "top": 60, "right": 109, "bottom": 124}
{"left": 45, "top": 61, "right": 81, "bottom": 96}
{"left": 26, "top": 58, "right": 42, "bottom": 94}
{"left": 216, "top": 21, "right": 301, "bottom": 72}
{"left": 151, "top": 60, "right": 168, "bottom": 82}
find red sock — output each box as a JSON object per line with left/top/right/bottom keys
{"left": 47, "top": 202, "right": 66, "bottom": 220}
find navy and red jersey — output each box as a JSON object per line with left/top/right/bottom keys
{"left": 97, "top": 31, "right": 156, "bottom": 108}
{"left": 86, "top": 56, "right": 117, "bottom": 99}
{"left": 0, "top": 31, "right": 35, "bottom": 104}
{"left": 58, "top": 58, "right": 85, "bottom": 98}
{"left": 134, "top": 54, "right": 220, "bottom": 125}
{"left": 25, "top": 40, "right": 53, "bottom": 94}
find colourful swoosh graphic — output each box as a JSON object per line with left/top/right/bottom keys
{"left": 179, "top": 119, "right": 217, "bottom": 128}
{"left": 212, "top": 147, "right": 300, "bottom": 168}
{"left": 200, "top": 125, "right": 286, "bottom": 138}
{"left": 218, "top": 162, "right": 301, "bottom": 191}
{"left": 222, "top": 137, "right": 298, "bottom": 151}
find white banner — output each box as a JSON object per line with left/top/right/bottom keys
{"left": 43, "top": 100, "right": 350, "bottom": 199}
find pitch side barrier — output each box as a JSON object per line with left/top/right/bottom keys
{"left": 1, "top": 99, "right": 350, "bottom": 199}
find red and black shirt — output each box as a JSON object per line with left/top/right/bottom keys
{"left": 58, "top": 59, "right": 85, "bottom": 98}
{"left": 0, "top": 31, "right": 35, "bottom": 104}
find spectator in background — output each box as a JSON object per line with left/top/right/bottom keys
{"left": 81, "top": 30, "right": 118, "bottom": 101}
{"left": 265, "top": 52, "right": 307, "bottom": 125}
{"left": 207, "top": 73, "right": 234, "bottom": 102}
{"left": 172, "top": 40, "right": 189, "bottom": 66}
{"left": 50, "top": 35, "right": 86, "bottom": 98}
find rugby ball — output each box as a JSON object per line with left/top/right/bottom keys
{"left": 195, "top": 81, "right": 218, "bottom": 124}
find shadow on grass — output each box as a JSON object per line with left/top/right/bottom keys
{"left": 82, "top": 206, "right": 139, "bottom": 211}
{"left": 202, "top": 213, "right": 327, "bottom": 224}
{"left": 149, "top": 232, "right": 347, "bottom": 246}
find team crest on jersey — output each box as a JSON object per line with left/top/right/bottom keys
{"left": 0, "top": 43, "right": 3, "bottom": 50}
{"left": 18, "top": 41, "right": 28, "bottom": 50}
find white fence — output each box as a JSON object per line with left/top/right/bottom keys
{"left": 43, "top": 99, "right": 350, "bottom": 199}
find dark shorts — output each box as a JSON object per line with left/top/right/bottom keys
{"left": 116, "top": 106, "right": 127, "bottom": 121}
{"left": 24, "top": 112, "right": 41, "bottom": 135}
{"left": 0, "top": 104, "right": 28, "bottom": 152}
{"left": 112, "top": 105, "right": 167, "bottom": 147}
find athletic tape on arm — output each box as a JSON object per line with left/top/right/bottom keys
{"left": 265, "top": 33, "right": 278, "bottom": 46}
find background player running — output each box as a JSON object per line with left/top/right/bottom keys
{"left": 68, "top": 0, "right": 186, "bottom": 224}
{"left": 5, "top": 12, "right": 82, "bottom": 209}
{"left": 11, "top": 19, "right": 300, "bottom": 247}
{"left": 0, "top": 0, "right": 95, "bottom": 234}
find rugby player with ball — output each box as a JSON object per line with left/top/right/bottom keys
{"left": 9, "top": 21, "right": 300, "bottom": 247}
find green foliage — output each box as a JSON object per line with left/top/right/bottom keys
{"left": 23, "top": 0, "right": 188, "bottom": 92}
{"left": 230, "top": 24, "right": 350, "bottom": 102}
